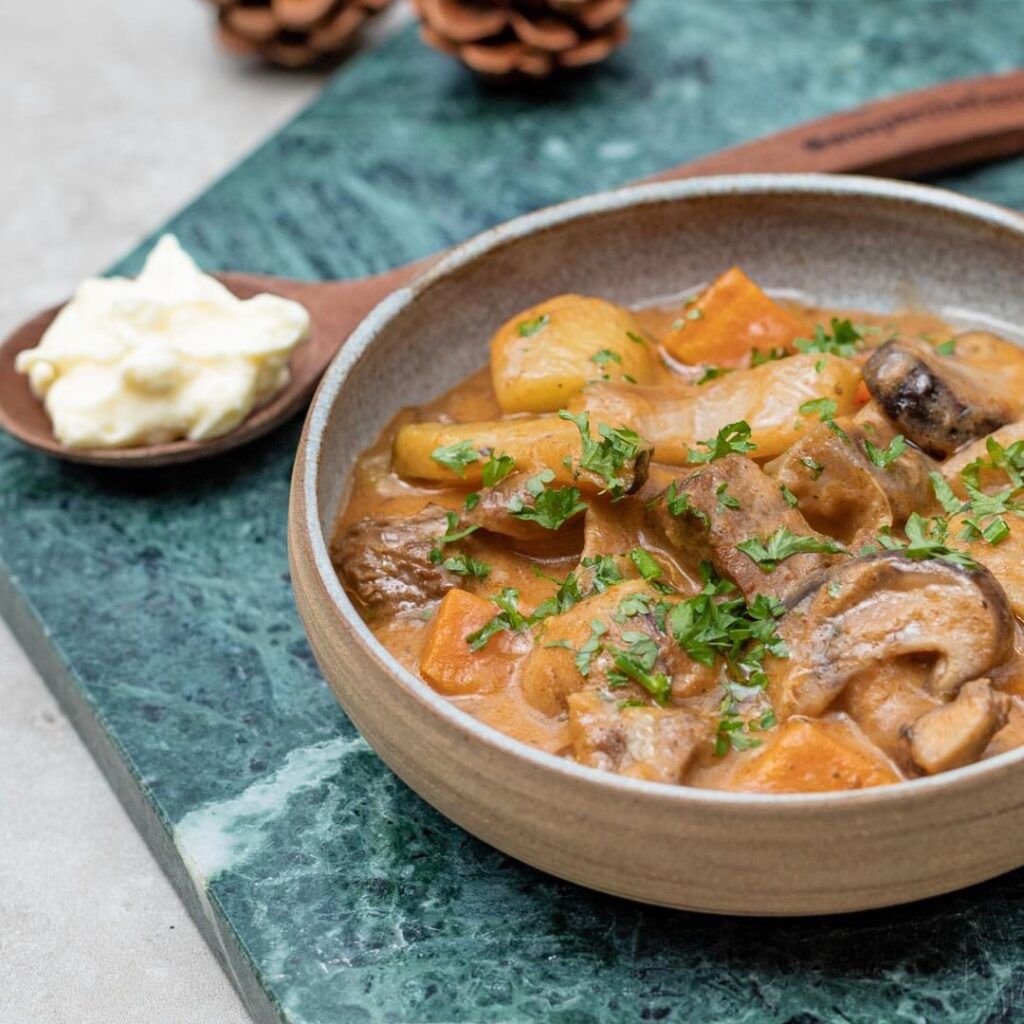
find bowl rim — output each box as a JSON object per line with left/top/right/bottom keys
{"left": 300, "top": 171, "right": 1024, "bottom": 810}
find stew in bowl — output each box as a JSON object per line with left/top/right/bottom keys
{"left": 331, "top": 266, "right": 1024, "bottom": 794}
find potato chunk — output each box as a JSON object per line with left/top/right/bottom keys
{"left": 662, "top": 267, "right": 805, "bottom": 366}
{"left": 731, "top": 717, "right": 900, "bottom": 793}
{"left": 490, "top": 294, "right": 657, "bottom": 413}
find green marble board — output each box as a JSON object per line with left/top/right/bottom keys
{"left": 5, "top": 3, "right": 1024, "bottom": 1022}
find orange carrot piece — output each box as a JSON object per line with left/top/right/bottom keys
{"left": 420, "top": 589, "right": 519, "bottom": 696}
{"left": 663, "top": 267, "right": 806, "bottom": 367}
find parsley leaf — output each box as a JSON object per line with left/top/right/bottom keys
{"left": 876, "top": 513, "right": 977, "bottom": 568}
{"left": 607, "top": 641, "right": 671, "bottom": 704}
{"left": 935, "top": 338, "right": 957, "bottom": 356}
{"left": 751, "top": 346, "right": 788, "bottom": 366}
{"left": 794, "top": 319, "right": 864, "bottom": 358}
{"left": 687, "top": 421, "right": 757, "bottom": 463}
{"left": 779, "top": 483, "right": 798, "bottom": 507}
{"left": 800, "top": 455, "right": 824, "bottom": 480}
{"left": 864, "top": 434, "right": 907, "bottom": 469}
{"left": 626, "top": 331, "right": 647, "bottom": 346}
{"left": 929, "top": 471, "right": 964, "bottom": 515}
{"left": 697, "top": 366, "right": 730, "bottom": 385}
{"left": 430, "top": 440, "right": 480, "bottom": 478}
{"left": 737, "top": 527, "right": 846, "bottom": 572}
{"left": 580, "top": 555, "right": 624, "bottom": 592}
{"left": 961, "top": 437, "right": 1024, "bottom": 490}
{"left": 438, "top": 553, "right": 491, "bottom": 578}
{"left": 518, "top": 313, "right": 550, "bottom": 338}
{"left": 466, "top": 588, "right": 529, "bottom": 651}
{"left": 663, "top": 480, "right": 709, "bottom": 527}
{"left": 629, "top": 548, "right": 662, "bottom": 581}
{"left": 530, "top": 569, "right": 584, "bottom": 622}
{"left": 482, "top": 452, "right": 515, "bottom": 487}
{"left": 559, "top": 409, "right": 648, "bottom": 499}
{"left": 590, "top": 349, "right": 623, "bottom": 366}
{"left": 508, "top": 469, "right": 587, "bottom": 530}
{"left": 716, "top": 482, "right": 740, "bottom": 511}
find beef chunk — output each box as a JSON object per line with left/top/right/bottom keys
{"left": 647, "top": 454, "right": 838, "bottom": 601}
{"left": 333, "top": 504, "right": 459, "bottom": 616}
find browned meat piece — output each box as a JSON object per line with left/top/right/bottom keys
{"left": 647, "top": 454, "right": 838, "bottom": 601}
{"left": 768, "top": 553, "right": 1016, "bottom": 720}
{"left": 463, "top": 471, "right": 584, "bottom": 555}
{"left": 567, "top": 690, "right": 703, "bottom": 783}
{"left": 863, "top": 336, "right": 1011, "bottom": 458}
{"left": 909, "top": 679, "right": 1010, "bottom": 775}
{"left": 769, "top": 412, "right": 936, "bottom": 547}
{"left": 333, "top": 504, "right": 459, "bottom": 617}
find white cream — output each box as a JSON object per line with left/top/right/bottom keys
{"left": 15, "top": 235, "right": 310, "bottom": 448}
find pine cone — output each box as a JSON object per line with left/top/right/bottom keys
{"left": 210, "top": 0, "right": 393, "bottom": 68}
{"left": 413, "top": 0, "right": 630, "bottom": 79}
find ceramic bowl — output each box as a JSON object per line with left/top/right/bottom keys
{"left": 289, "top": 174, "right": 1024, "bottom": 916}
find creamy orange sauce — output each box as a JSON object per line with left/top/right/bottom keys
{"left": 334, "top": 287, "right": 1024, "bottom": 792}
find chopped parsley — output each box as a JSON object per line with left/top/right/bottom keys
{"left": 864, "top": 434, "right": 907, "bottom": 469}
{"left": 580, "top": 554, "right": 624, "bottom": 592}
{"left": 663, "top": 480, "right": 709, "bottom": 527}
{"left": 626, "top": 330, "right": 647, "bottom": 346}
{"left": 559, "top": 409, "right": 649, "bottom": 499}
{"left": 779, "top": 483, "right": 799, "bottom": 507}
{"left": 607, "top": 635, "right": 671, "bottom": 704}
{"left": 697, "top": 365, "right": 730, "bottom": 385}
{"left": 463, "top": 492, "right": 480, "bottom": 511}
{"left": 573, "top": 620, "right": 608, "bottom": 676}
{"left": 591, "top": 348, "right": 623, "bottom": 366}
{"left": 482, "top": 452, "right": 515, "bottom": 487}
{"left": 737, "top": 527, "right": 846, "bottom": 572}
{"left": 935, "top": 337, "right": 957, "bottom": 356}
{"left": 687, "top": 420, "right": 757, "bottom": 464}
{"left": 436, "top": 553, "right": 491, "bottom": 579}
{"left": 466, "top": 588, "right": 529, "bottom": 651}
{"left": 751, "top": 346, "right": 788, "bottom": 366}
{"left": 517, "top": 313, "right": 550, "bottom": 338}
{"left": 430, "top": 511, "right": 483, "bottom": 566}
{"left": 430, "top": 439, "right": 481, "bottom": 477}
{"left": 716, "top": 482, "right": 740, "bottom": 511}
{"left": 794, "top": 318, "right": 864, "bottom": 358}
{"left": 629, "top": 548, "right": 663, "bottom": 581}
{"left": 961, "top": 437, "right": 1024, "bottom": 490}
{"left": 530, "top": 569, "right": 584, "bottom": 621}
{"left": 876, "top": 513, "right": 977, "bottom": 568}
{"left": 507, "top": 469, "right": 587, "bottom": 530}
{"left": 800, "top": 455, "right": 824, "bottom": 480}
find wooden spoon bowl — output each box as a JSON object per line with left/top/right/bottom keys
{"left": 4, "top": 68, "right": 1024, "bottom": 467}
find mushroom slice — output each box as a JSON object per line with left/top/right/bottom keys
{"left": 909, "top": 679, "right": 1010, "bottom": 775}
{"left": 768, "top": 414, "right": 936, "bottom": 546}
{"left": 768, "top": 553, "right": 1015, "bottom": 719}
{"left": 863, "top": 336, "right": 1011, "bottom": 458}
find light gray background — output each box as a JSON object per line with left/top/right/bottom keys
{"left": 0, "top": 2, "right": 405, "bottom": 1020}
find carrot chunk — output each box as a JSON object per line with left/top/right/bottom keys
{"left": 663, "top": 267, "right": 806, "bottom": 366}
{"left": 420, "top": 589, "right": 519, "bottom": 696}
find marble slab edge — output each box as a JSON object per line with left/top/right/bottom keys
{"left": 0, "top": 568, "right": 277, "bottom": 1024}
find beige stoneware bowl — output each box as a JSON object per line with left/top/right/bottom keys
{"left": 289, "top": 175, "right": 1024, "bottom": 916}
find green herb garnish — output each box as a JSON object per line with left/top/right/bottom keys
{"left": 466, "top": 588, "right": 529, "bottom": 651}
{"left": 507, "top": 469, "right": 588, "bottom": 530}
{"left": 737, "top": 527, "right": 846, "bottom": 572}
{"left": 430, "top": 440, "right": 480, "bottom": 478}
{"left": 687, "top": 421, "right": 757, "bottom": 463}
{"left": 518, "top": 313, "right": 550, "bottom": 338}
{"left": 864, "top": 434, "right": 907, "bottom": 469}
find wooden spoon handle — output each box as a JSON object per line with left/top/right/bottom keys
{"left": 645, "top": 68, "right": 1024, "bottom": 183}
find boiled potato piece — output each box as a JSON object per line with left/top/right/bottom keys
{"left": 490, "top": 294, "right": 658, "bottom": 413}
{"left": 393, "top": 416, "right": 580, "bottom": 485}
{"left": 581, "top": 353, "right": 861, "bottom": 463}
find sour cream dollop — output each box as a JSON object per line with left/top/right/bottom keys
{"left": 15, "top": 235, "right": 310, "bottom": 448}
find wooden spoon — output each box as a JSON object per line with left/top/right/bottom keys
{"left": 4, "top": 68, "right": 1024, "bottom": 468}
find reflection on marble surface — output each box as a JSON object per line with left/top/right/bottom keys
{"left": 4, "top": 2, "right": 1024, "bottom": 1022}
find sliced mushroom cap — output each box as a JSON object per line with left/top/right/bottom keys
{"left": 767, "top": 553, "right": 1015, "bottom": 720}
{"left": 863, "top": 336, "right": 1011, "bottom": 459}
{"left": 908, "top": 678, "right": 1010, "bottom": 775}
